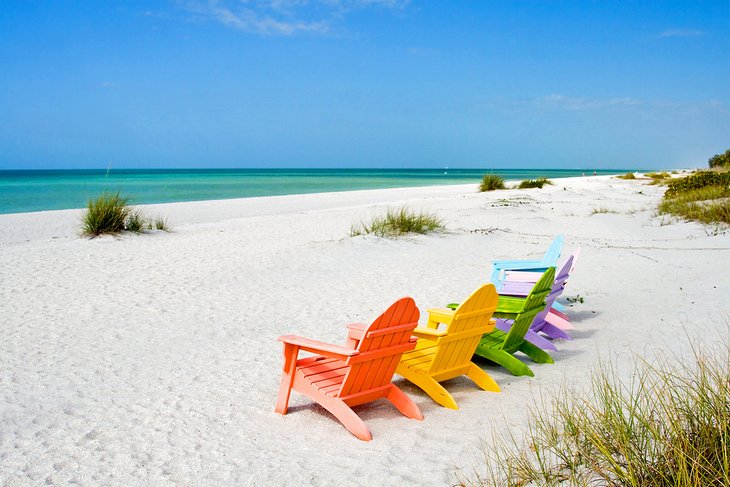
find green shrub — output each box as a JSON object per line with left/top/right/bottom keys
{"left": 517, "top": 178, "right": 552, "bottom": 189}
{"left": 350, "top": 207, "right": 444, "bottom": 238}
{"left": 81, "top": 192, "right": 131, "bottom": 237}
{"left": 646, "top": 171, "right": 671, "bottom": 179}
{"left": 664, "top": 171, "right": 730, "bottom": 198}
{"left": 615, "top": 172, "right": 636, "bottom": 180}
{"left": 479, "top": 174, "right": 505, "bottom": 192}
{"left": 457, "top": 337, "right": 730, "bottom": 486}
{"left": 708, "top": 149, "right": 730, "bottom": 168}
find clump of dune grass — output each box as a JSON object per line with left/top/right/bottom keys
{"left": 81, "top": 192, "right": 131, "bottom": 237}
{"left": 147, "top": 215, "right": 171, "bottom": 231}
{"left": 646, "top": 171, "right": 673, "bottom": 185}
{"left": 591, "top": 207, "right": 617, "bottom": 215}
{"left": 456, "top": 335, "right": 730, "bottom": 486}
{"left": 658, "top": 186, "right": 730, "bottom": 225}
{"left": 479, "top": 174, "right": 506, "bottom": 192}
{"left": 125, "top": 209, "right": 146, "bottom": 233}
{"left": 517, "top": 178, "right": 552, "bottom": 189}
{"left": 81, "top": 193, "right": 172, "bottom": 237}
{"left": 350, "top": 207, "right": 444, "bottom": 238}
{"left": 615, "top": 172, "right": 636, "bottom": 180}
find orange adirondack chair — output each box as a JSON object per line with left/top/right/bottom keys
{"left": 275, "top": 297, "right": 423, "bottom": 441}
{"left": 396, "top": 283, "right": 500, "bottom": 409}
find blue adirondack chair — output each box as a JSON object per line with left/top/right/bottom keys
{"left": 500, "top": 248, "right": 580, "bottom": 320}
{"left": 490, "top": 235, "right": 563, "bottom": 292}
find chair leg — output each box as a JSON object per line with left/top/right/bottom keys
{"left": 399, "top": 367, "right": 459, "bottom": 410}
{"left": 275, "top": 344, "right": 299, "bottom": 415}
{"left": 525, "top": 329, "right": 558, "bottom": 352}
{"left": 386, "top": 384, "right": 424, "bottom": 420}
{"left": 548, "top": 310, "right": 572, "bottom": 327}
{"left": 541, "top": 322, "right": 573, "bottom": 340}
{"left": 321, "top": 397, "right": 372, "bottom": 441}
{"left": 475, "top": 347, "right": 534, "bottom": 377}
{"left": 466, "top": 363, "right": 500, "bottom": 392}
{"left": 519, "top": 341, "right": 554, "bottom": 364}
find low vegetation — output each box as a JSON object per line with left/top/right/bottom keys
{"left": 81, "top": 192, "right": 171, "bottom": 237}
{"left": 149, "top": 215, "right": 171, "bottom": 231}
{"left": 646, "top": 171, "right": 671, "bottom": 180}
{"left": 645, "top": 171, "right": 672, "bottom": 185}
{"left": 517, "top": 178, "right": 552, "bottom": 189}
{"left": 615, "top": 172, "right": 636, "bottom": 180}
{"left": 657, "top": 167, "right": 730, "bottom": 226}
{"left": 479, "top": 174, "right": 506, "bottom": 192}
{"left": 457, "top": 336, "right": 730, "bottom": 486}
{"left": 659, "top": 186, "right": 730, "bottom": 225}
{"left": 664, "top": 170, "right": 730, "bottom": 198}
{"left": 591, "top": 207, "right": 616, "bottom": 215}
{"left": 350, "top": 207, "right": 444, "bottom": 238}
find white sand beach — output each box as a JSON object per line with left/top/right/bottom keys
{"left": 1, "top": 175, "right": 728, "bottom": 486}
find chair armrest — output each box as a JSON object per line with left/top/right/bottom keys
{"left": 346, "top": 322, "right": 367, "bottom": 338}
{"left": 278, "top": 334, "right": 358, "bottom": 359}
{"left": 495, "top": 263, "right": 549, "bottom": 272}
{"left": 492, "top": 259, "right": 544, "bottom": 268}
{"left": 412, "top": 327, "right": 446, "bottom": 339}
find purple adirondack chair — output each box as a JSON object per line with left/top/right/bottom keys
{"left": 496, "top": 255, "right": 574, "bottom": 351}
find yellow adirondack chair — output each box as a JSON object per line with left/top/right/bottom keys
{"left": 396, "top": 283, "right": 500, "bottom": 409}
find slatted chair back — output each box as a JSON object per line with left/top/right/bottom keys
{"left": 428, "top": 284, "right": 498, "bottom": 375}
{"left": 533, "top": 257, "right": 573, "bottom": 325}
{"left": 501, "top": 267, "right": 555, "bottom": 351}
{"left": 338, "top": 297, "right": 420, "bottom": 398}
{"left": 541, "top": 235, "right": 564, "bottom": 266}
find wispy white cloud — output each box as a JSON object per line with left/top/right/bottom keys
{"left": 485, "top": 94, "right": 728, "bottom": 116}
{"left": 536, "top": 94, "right": 641, "bottom": 111}
{"left": 180, "top": 0, "right": 408, "bottom": 36}
{"left": 658, "top": 28, "right": 705, "bottom": 38}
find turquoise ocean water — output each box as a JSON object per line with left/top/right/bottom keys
{"left": 0, "top": 168, "right": 626, "bottom": 214}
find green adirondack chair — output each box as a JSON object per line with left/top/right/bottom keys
{"left": 448, "top": 267, "right": 556, "bottom": 377}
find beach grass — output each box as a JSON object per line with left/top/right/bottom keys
{"left": 81, "top": 192, "right": 131, "bottom": 237}
{"left": 149, "top": 215, "right": 171, "bottom": 231}
{"left": 479, "top": 174, "right": 506, "bottom": 192}
{"left": 658, "top": 186, "right": 730, "bottom": 225}
{"left": 591, "top": 207, "right": 616, "bottom": 215}
{"left": 517, "top": 178, "right": 552, "bottom": 189}
{"left": 615, "top": 172, "right": 636, "bottom": 180}
{"left": 350, "top": 207, "right": 444, "bottom": 238}
{"left": 456, "top": 335, "right": 730, "bottom": 487}
{"left": 81, "top": 192, "right": 172, "bottom": 237}
{"left": 125, "top": 210, "right": 147, "bottom": 233}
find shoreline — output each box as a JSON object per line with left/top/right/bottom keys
{"left": 0, "top": 169, "right": 631, "bottom": 216}
{"left": 0, "top": 176, "right": 610, "bottom": 245}
{"left": 2, "top": 174, "right": 727, "bottom": 485}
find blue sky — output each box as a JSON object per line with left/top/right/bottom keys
{"left": 1, "top": 1, "right": 728, "bottom": 169}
